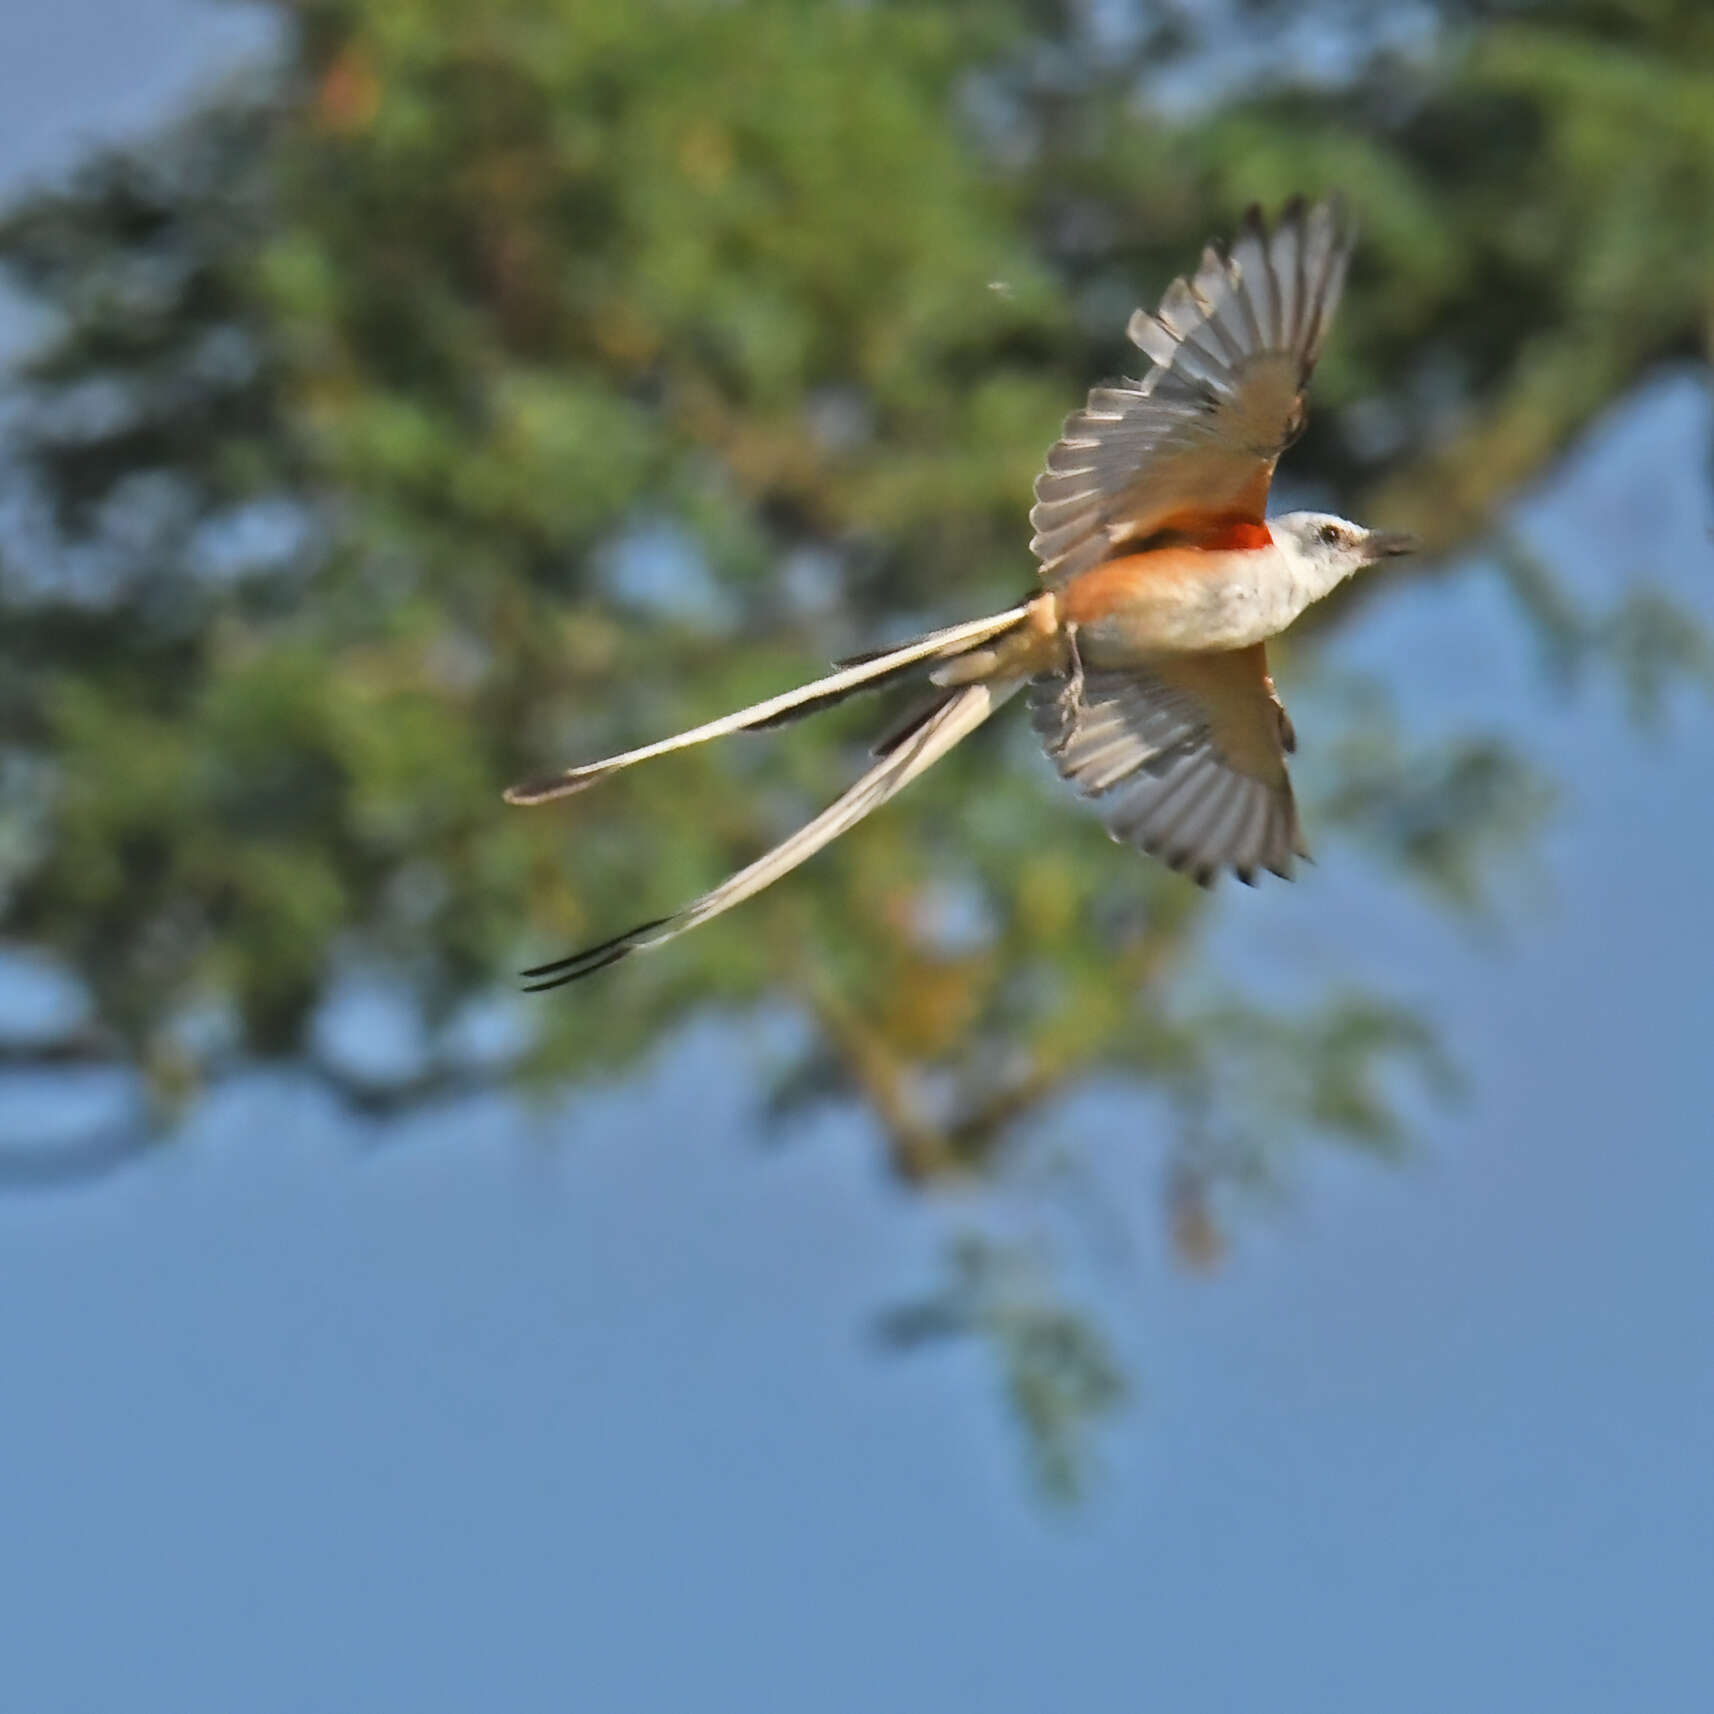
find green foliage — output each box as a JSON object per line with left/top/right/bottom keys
{"left": 3, "top": 0, "right": 1711, "bottom": 1490}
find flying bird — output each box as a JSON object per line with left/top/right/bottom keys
{"left": 510, "top": 196, "right": 1414, "bottom": 988}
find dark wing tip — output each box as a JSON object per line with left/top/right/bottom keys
{"left": 1273, "top": 189, "right": 1355, "bottom": 242}
{"left": 1322, "top": 189, "right": 1358, "bottom": 250}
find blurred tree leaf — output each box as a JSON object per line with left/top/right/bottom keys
{"left": 2, "top": 0, "right": 1711, "bottom": 1488}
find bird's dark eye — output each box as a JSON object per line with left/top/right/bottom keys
{"left": 1317, "top": 523, "right": 1341, "bottom": 546}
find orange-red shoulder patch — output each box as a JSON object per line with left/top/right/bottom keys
{"left": 1120, "top": 509, "right": 1275, "bottom": 555}
{"left": 1195, "top": 518, "right": 1273, "bottom": 552}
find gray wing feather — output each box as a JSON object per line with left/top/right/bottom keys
{"left": 1029, "top": 197, "right": 1355, "bottom": 588}
{"left": 1031, "top": 669, "right": 1305, "bottom": 886}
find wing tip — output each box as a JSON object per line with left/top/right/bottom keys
{"left": 1027, "top": 192, "right": 1359, "bottom": 584}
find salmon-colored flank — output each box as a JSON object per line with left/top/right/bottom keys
{"left": 1058, "top": 557, "right": 1154, "bottom": 626}
{"left": 1058, "top": 523, "right": 1276, "bottom": 631}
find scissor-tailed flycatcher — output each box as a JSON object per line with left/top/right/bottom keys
{"left": 510, "top": 196, "right": 1414, "bottom": 987}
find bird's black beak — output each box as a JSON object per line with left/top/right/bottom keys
{"left": 1367, "top": 530, "right": 1419, "bottom": 561}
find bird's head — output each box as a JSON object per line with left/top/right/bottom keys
{"left": 1270, "top": 511, "right": 1418, "bottom": 600}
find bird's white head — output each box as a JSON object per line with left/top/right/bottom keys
{"left": 1269, "top": 511, "right": 1417, "bottom": 606}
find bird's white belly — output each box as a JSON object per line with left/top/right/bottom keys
{"left": 1075, "top": 550, "right": 1309, "bottom": 662}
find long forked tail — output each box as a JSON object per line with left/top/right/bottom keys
{"left": 520, "top": 678, "right": 1022, "bottom": 989}
{"left": 504, "top": 603, "right": 1037, "bottom": 806}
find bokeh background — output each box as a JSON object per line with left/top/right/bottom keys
{"left": 3, "top": 0, "right": 1712, "bottom": 1707}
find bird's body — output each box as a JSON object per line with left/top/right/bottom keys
{"left": 510, "top": 196, "right": 1416, "bottom": 986}
{"left": 1062, "top": 534, "right": 1329, "bottom": 658}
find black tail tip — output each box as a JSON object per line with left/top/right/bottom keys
{"left": 518, "top": 916, "right": 673, "bottom": 991}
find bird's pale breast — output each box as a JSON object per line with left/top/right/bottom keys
{"left": 1058, "top": 543, "right": 1301, "bottom": 660}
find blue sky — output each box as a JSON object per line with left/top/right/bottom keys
{"left": 2, "top": 6, "right": 1712, "bottom": 1711}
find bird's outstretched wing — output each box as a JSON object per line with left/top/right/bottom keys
{"left": 1030, "top": 645, "right": 1304, "bottom": 886}
{"left": 1029, "top": 196, "right": 1354, "bottom": 586}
